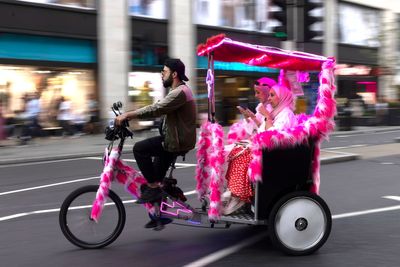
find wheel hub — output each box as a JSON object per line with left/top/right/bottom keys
{"left": 295, "top": 217, "right": 308, "bottom": 231}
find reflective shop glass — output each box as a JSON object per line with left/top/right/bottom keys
{"left": 338, "top": 3, "right": 380, "bottom": 47}
{"left": 194, "top": 0, "right": 278, "bottom": 32}
{"left": 128, "top": 0, "right": 167, "bottom": 19}
{"left": 16, "top": 0, "right": 96, "bottom": 9}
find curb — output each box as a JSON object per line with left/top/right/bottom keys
{"left": 320, "top": 152, "right": 360, "bottom": 164}
{"left": 330, "top": 126, "right": 400, "bottom": 136}
{"left": 395, "top": 137, "right": 400, "bottom": 143}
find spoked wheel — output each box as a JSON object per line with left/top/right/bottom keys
{"left": 59, "top": 185, "right": 126, "bottom": 249}
{"left": 268, "top": 191, "right": 332, "bottom": 256}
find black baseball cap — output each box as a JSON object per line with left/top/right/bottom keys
{"left": 164, "top": 58, "right": 189, "bottom": 81}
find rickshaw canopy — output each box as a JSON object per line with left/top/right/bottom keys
{"left": 197, "top": 34, "right": 332, "bottom": 71}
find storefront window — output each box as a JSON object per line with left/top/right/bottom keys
{"left": 0, "top": 65, "right": 96, "bottom": 128}
{"left": 338, "top": 3, "right": 380, "bottom": 47}
{"left": 16, "top": 0, "right": 96, "bottom": 9}
{"left": 194, "top": 0, "right": 275, "bottom": 32}
{"left": 132, "top": 45, "right": 168, "bottom": 67}
{"left": 127, "top": 71, "right": 165, "bottom": 129}
{"left": 128, "top": 0, "right": 167, "bottom": 19}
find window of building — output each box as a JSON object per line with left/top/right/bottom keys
{"left": 338, "top": 3, "right": 380, "bottom": 47}
{"left": 194, "top": 0, "right": 276, "bottom": 32}
{"left": 16, "top": 0, "right": 96, "bottom": 9}
{"left": 128, "top": 0, "right": 168, "bottom": 19}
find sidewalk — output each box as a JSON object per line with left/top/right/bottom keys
{"left": 1, "top": 126, "right": 399, "bottom": 166}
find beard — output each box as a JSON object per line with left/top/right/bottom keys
{"left": 162, "top": 74, "right": 173, "bottom": 88}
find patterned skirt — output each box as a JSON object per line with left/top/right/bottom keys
{"left": 225, "top": 145, "right": 253, "bottom": 203}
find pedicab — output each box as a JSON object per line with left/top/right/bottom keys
{"left": 59, "top": 34, "right": 336, "bottom": 256}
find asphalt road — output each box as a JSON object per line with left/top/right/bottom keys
{"left": 1, "top": 131, "right": 400, "bottom": 267}
{"left": 323, "top": 129, "right": 400, "bottom": 149}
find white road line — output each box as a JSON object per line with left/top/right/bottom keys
{"left": 334, "top": 130, "right": 400, "bottom": 138}
{"left": 0, "top": 176, "right": 99, "bottom": 196}
{"left": 383, "top": 195, "right": 400, "bottom": 202}
{"left": 324, "top": 144, "right": 367, "bottom": 150}
{"left": 183, "top": 232, "right": 270, "bottom": 267}
{"left": 85, "top": 157, "right": 197, "bottom": 167}
{"left": 331, "top": 205, "right": 400, "bottom": 219}
{"left": 2, "top": 191, "right": 400, "bottom": 266}
{"left": 0, "top": 190, "right": 198, "bottom": 222}
{"left": 0, "top": 157, "right": 91, "bottom": 168}
{"left": 1, "top": 161, "right": 196, "bottom": 197}
{"left": 184, "top": 203, "right": 400, "bottom": 267}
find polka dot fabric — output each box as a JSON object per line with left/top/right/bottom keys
{"left": 225, "top": 145, "right": 253, "bottom": 202}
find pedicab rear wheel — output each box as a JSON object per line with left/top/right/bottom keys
{"left": 268, "top": 191, "right": 332, "bottom": 255}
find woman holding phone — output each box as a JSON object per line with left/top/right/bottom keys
{"left": 223, "top": 84, "right": 297, "bottom": 215}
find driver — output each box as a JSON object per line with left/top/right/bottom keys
{"left": 115, "top": 58, "right": 197, "bottom": 205}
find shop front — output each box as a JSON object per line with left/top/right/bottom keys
{"left": 0, "top": 65, "right": 96, "bottom": 129}
{"left": 0, "top": 33, "right": 97, "bottom": 135}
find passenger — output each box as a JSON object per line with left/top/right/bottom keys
{"left": 223, "top": 84, "right": 296, "bottom": 215}
{"left": 235, "top": 77, "right": 277, "bottom": 136}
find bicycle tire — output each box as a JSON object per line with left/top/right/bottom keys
{"left": 59, "top": 185, "right": 126, "bottom": 249}
{"left": 268, "top": 191, "right": 332, "bottom": 256}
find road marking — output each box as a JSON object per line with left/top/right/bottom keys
{"left": 0, "top": 160, "right": 196, "bottom": 197}
{"left": 331, "top": 205, "right": 400, "bottom": 219}
{"left": 0, "top": 157, "right": 91, "bottom": 168}
{"left": 183, "top": 232, "right": 270, "bottom": 267}
{"left": 184, "top": 202, "right": 400, "bottom": 267}
{"left": 0, "top": 176, "right": 99, "bottom": 196}
{"left": 2, "top": 193, "right": 400, "bottom": 266}
{"left": 334, "top": 130, "right": 400, "bottom": 138}
{"left": 85, "top": 157, "right": 197, "bottom": 167}
{"left": 0, "top": 190, "right": 197, "bottom": 222}
{"left": 383, "top": 195, "right": 400, "bottom": 202}
{"left": 324, "top": 144, "right": 366, "bottom": 150}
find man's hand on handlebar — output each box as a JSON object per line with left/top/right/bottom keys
{"left": 115, "top": 113, "right": 129, "bottom": 127}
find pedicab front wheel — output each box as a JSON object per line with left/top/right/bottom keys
{"left": 59, "top": 185, "right": 126, "bottom": 249}
{"left": 268, "top": 191, "right": 332, "bottom": 256}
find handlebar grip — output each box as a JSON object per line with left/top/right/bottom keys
{"left": 123, "top": 119, "right": 130, "bottom": 128}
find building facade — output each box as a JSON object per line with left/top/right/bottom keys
{"left": 0, "top": 0, "right": 398, "bottom": 128}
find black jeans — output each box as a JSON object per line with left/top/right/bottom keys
{"left": 133, "top": 136, "right": 176, "bottom": 183}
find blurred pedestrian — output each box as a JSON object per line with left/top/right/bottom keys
{"left": 19, "top": 92, "right": 41, "bottom": 144}
{"left": 375, "top": 97, "right": 388, "bottom": 125}
{"left": 57, "top": 96, "right": 75, "bottom": 136}
{"left": 0, "top": 101, "right": 5, "bottom": 143}
{"left": 86, "top": 93, "right": 99, "bottom": 134}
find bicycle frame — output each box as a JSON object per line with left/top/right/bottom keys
{"left": 90, "top": 143, "right": 154, "bottom": 222}
{"left": 89, "top": 136, "right": 206, "bottom": 225}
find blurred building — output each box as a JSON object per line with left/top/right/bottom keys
{"left": 0, "top": 0, "right": 399, "bottom": 127}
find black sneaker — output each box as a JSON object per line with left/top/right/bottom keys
{"left": 144, "top": 217, "right": 173, "bottom": 229}
{"left": 136, "top": 184, "right": 162, "bottom": 204}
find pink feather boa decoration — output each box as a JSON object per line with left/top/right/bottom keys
{"left": 195, "top": 59, "right": 336, "bottom": 218}
{"left": 195, "top": 121, "right": 225, "bottom": 220}
{"left": 91, "top": 148, "right": 154, "bottom": 222}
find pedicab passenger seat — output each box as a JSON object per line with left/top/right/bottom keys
{"left": 255, "top": 138, "right": 316, "bottom": 221}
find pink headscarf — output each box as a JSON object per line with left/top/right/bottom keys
{"left": 254, "top": 77, "right": 277, "bottom": 98}
{"left": 270, "top": 84, "right": 295, "bottom": 120}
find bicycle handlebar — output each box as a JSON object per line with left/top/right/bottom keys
{"left": 105, "top": 102, "right": 133, "bottom": 141}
